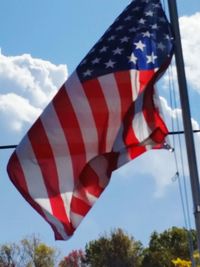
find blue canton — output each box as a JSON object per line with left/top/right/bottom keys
{"left": 77, "top": 0, "right": 174, "bottom": 82}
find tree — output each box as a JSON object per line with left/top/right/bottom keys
{"left": 59, "top": 249, "right": 86, "bottom": 267}
{"left": 141, "top": 227, "right": 197, "bottom": 267}
{"left": 0, "top": 235, "right": 58, "bottom": 267}
{"left": 193, "top": 251, "right": 200, "bottom": 266}
{"left": 84, "top": 228, "right": 143, "bottom": 267}
{"left": 172, "top": 251, "right": 200, "bottom": 267}
{"left": 172, "top": 257, "right": 191, "bottom": 267}
{"left": 0, "top": 243, "right": 19, "bottom": 267}
{"left": 20, "top": 236, "right": 57, "bottom": 267}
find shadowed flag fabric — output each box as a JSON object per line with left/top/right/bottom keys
{"left": 7, "top": 0, "right": 174, "bottom": 240}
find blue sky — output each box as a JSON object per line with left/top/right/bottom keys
{"left": 1, "top": 0, "right": 200, "bottom": 259}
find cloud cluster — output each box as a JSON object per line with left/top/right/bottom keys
{"left": 0, "top": 53, "right": 67, "bottom": 133}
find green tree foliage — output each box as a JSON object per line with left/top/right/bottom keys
{"left": 84, "top": 228, "right": 143, "bottom": 267}
{"left": 0, "top": 235, "right": 58, "bottom": 267}
{"left": 0, "top": 227, "right": 197, "bottom": 267}
{"left": 141, "top": 227, "right": 197, "bottom": 267}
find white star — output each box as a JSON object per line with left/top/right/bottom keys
{"left": 165, "top": 34, "right": 171, "bottom": 40}
{"left": 92, "top": 58, "right": 101, "bottom": 64}
{"left": 100, "top": 46, "right": 108, "bottom": 53}
{"left": 145, "top": 10, "right": 154, "bottom": 17}
{"left": 120, "top": 36, "right": 130, "bottom": 43}
{"left": 139, "top": 18, "right": 146, "bottom": 24}
{"left": 116, "top": 25, "right": 124, "bottom": 31}
{"left": 134, "top": 40, "right": 146, "bottom": 51}
{"left": 132, "top": 7, "right": 140, "bottom": 12}
{"left": 142, "top": 31, "right": 151, "bottom": 38}
{"left": 105, "top": 60, "right": 116, "bottom": 68}
{"left": 157, "top": 42, "right": 166, "bottom": 51}
{"left": 83, "top": 69, "right": 93, "bottom": 77}
{"left": 146, "top": 52, "right": 157, "bottom": 64}
{"left": 128, "top": 53, "right": 137, "bottom": 64}
{"left": 153, "top": 3, "right": 161, "bottom": 8}
{"left": 108, "top": 35, "right": 116, "bottom": 41}
{"left": 159, "top": 17, "right": 166, "bottom": 23}
{"left": 129, "top": 27, "right": 137, "bottom": 33}
{"left": 151, "top": 24, "right": 159, "bottom": 30}
{"left": 124, "top": 15, "right": 132, "bottom": 21}
{"left": 113, "top": 47, "right": 124, "bottom": 55}
{"left": 80, "top": 59, "right": 87, "bottom": 65}
{"left": 89, "top": 48, "right": 95, "bottom": 54}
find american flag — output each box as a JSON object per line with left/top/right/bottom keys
{"left": 7, "top": 0, "right": 174, "bottom": 240}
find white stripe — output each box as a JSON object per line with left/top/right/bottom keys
{"left": 65, "top": 72, "right": 98, "bottom": 162}
{"left": 117, "top": 150, "right": 130, "bottom": 168}
{"left": 16, "top": 136, "right": 69, "bottom": 240}
{"left": 70, "top": 212, "right": 83, "bottom": 229}
{"left": 40, "top": 103, "right": 74, "bottom": 221}
{"left": 112, "top": 124, "right": 131, "bottom": 168}
{"left": 98, "top": 74, "right": 122, "bottom": 151}
{"left": 85, "top": 192, "right": 98, "bottom": 205}
{"left": 132, "top": 112, "right": 152, "bottom": 142}
{"left": 89, "top": 155, "right": 110, "bottom": 188}
{"left": 113, "top": 69, "right": 140, "bottom": 152}
{"left": 113, "top": 124, "right": 125, "bottom": 152}
{"left": 130, "top": 69, "right": 140, "bottom": 101}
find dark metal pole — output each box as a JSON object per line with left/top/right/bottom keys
{"left": 168, "top": 130, "right": 200, "bottom": 136}
{"left": 0, "top": 145, "right": 17, "bottom": 149}
{"left": 168, "top": 0, "right": 200, "bottom": 253}
{"left": 1, "top": 130, "right": 200, "bottom": 150}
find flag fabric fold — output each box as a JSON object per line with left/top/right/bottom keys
{"left": 7, "top": 0, "right": 174, "bottom": 240}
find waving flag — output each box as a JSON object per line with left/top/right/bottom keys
{"left": 7, "top": 0, "right": 174, "bottom": 240}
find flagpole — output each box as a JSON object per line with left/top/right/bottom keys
{"left": 167, "top": 0, "right": 200, "bottom": 253}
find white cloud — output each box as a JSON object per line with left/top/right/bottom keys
{"left": 0, "top": 53, "right": 68, "bottom": 133}
{"left": 165, "top": 13, "right": 200, "bottom": 93}
{"left": 180, "top": 13, "right": 200, "bottom": 92}
{"left": 0, "top": 93, "right": 41, "bottom": 132}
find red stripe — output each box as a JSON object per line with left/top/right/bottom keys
{"left": 80, "top": 163, "right": 104, "bottom": 197}
{"left": 122, "top": 102, "right": 139, "bottom": 146}
{"left": 121, "top": 70, "right": 154, "bottom": 159}
{"left": 53, "top": 85, "right": 86, "bottom": 181}
{"left": 150, "top": 128, "right": 167, "bottom": 144}
{"left": 106, "top": 152, "right": 119, "bottom": 174}
{"left": 78, "top": 154, "right": 118, "bottom": 202}
{"left": 121, "top": 95, "right": 144, "bottom": 160}
{"left": 71, "top": 196, "right": 91, "bottom": 216}
{"left": 140, "top": 70, "right": 168, "bottom": 144}
{"left": 127, "top": 145, "right": 146, "bottom": 159}
{"left": 143, "top": 85, "right": 167, "bottom": 140}
{"left": 140, "top": 70, "right": 157, "bottom": 130}
{"left": 82, "top": 79, "right": 108, "bottom": 153}
{"left": 28, "top": 118, "right": 74, "bottom": 236}
{"left": 115, "top": 71, "right": 145, "bottom": 158}
{"left": 138, "top": 69, "right": 155, "bottom": 92}
{"left": 114, "top": 71, "right": 133, "bottom": 120}
{"left": 7, "top": 152, "right": 63, "bottom": 240}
